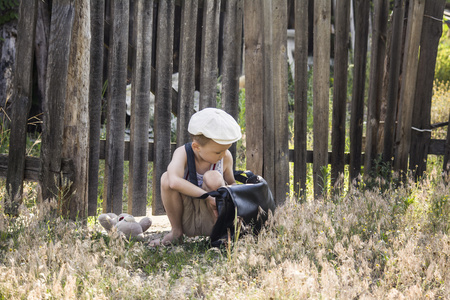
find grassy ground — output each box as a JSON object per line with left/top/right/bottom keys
{"left": 0, "top": 167, "right": 449, "bottom": 299}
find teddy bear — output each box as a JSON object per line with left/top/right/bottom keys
{"left": 98, "top": 213, "right": 152, "bottom": 241}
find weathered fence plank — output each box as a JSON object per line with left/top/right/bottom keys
{"left": 272, "top": 0, "right": 289, "bottom": 204}
{"left": 128, "top": 0, "right": 153, "bottom": 216}
{"left": 88, "top": 0, "right": 104, "bottom": 216}
{"left": 394, "top": 0, "right": 425, "bottom": 175}
{"left": 293, "top": 0, "right": 309, "bottom": 198}
{"left": 199, "top": 0, "right": 221, "bottom": 109}
{"left": 410, "top": 0, "right": 446, "bottom": 178}
{"left": 383, "top": 0, "right": 405, "bottom": 165}
{"left": 444, "top": 113, "right": 450, "bottom": 178}
{"left": 176, "top": 0, "right": 198, "bottom": 147}
{"left": 313, "top": 0, "right": 331, "bottom": 196}
{"left": 153, "top": 0, "right": 175, "bottom": 215}
{"left": 244, "top": 1, "right": 264, "bottom": 175}
{"left": 349, "top": 0, "right": 369, "bottom": 184}
{"left": 104, "top": 1, "right": 129, "bottom": 214}
{"left": 5, "top": 0, "right": 38, "bottom": 215}
{"left": 221, "top": 0, "right": 243, "bottom": 164}
{"left": 364, "top": 0, "right": 388, "bottom": 177}
{"left": 61, "top": 0, "right": 90, "bottom": 220}
{"left": 261, "top": 0, "right": 275, "bottom": 196}
{"left": 331, "top": 0, "right": 350, "bottom": 190}
{"left": 40, "top": 0, "right": 75, "bottom": 203}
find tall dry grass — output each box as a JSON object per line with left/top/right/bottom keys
{"left": 0, "top": 169, "right": 449, "bottom": 299}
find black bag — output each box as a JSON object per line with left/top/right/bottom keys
{"left": 184, "top": 143, "right": 276, "bottom": 247}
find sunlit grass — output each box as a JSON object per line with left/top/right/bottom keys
{"left": 0, "top": 166, "right": 449, "bottom": 298}
{"left": 431, "top": 80, "right": 450, "bottom": 140}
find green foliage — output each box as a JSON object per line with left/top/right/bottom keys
{"left": 434, "top": 22, "right": 450, "bottom": 83}
{"left": 0, "top": 0, "right": 19, "bottom": 26}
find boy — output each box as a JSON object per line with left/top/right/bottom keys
{"left": 151, "top": 108, "right": 242, "bottom": 246}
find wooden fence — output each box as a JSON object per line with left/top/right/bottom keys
{"left": 1, "top": 0, "right": 449, "bottom": 220}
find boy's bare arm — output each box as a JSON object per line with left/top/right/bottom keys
{"left": 166, "top": 146, "right": 208, "bottom": 198}
{"left": 223, "top": 150, "right": 236, "bottom": 185}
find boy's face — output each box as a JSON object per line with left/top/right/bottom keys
{"left": 193, "top": 140, "right": 231, "bottom": 164}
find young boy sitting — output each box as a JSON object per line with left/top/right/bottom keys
{"left": 151, "top": 108, "right": 242, "bottom": 246}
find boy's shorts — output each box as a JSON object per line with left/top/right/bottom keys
{"left": 182, "top": 194, "right": 216, "bottom": 237}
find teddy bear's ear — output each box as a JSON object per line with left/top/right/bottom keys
{"left": 99, "top": 214, "right": 116, "bottom": 231}
{"left": 139, "top": 217, "right": 152, "bottom": 232}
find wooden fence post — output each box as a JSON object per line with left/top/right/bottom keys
{"left": 272, "top": 0, "right": 289, "bottom": 204}
{"left": 261, "top": 0, "right": 275, "bottom": 196}
{"left": 294, "top": 0, "right": 309, "bottom": 198}
{"left": 331, "top": 0, "right": 350, "bottom": 190}
{"left": 88, "top": 0, "right": 104, "bottom": 216}
{"left": 104, "top": 0, "right": 129, "bottom": 214}
{"left": 444, "top": 112, "right": 450, "bottom": 181}
{"left": 128, "top": 0, "right": 153, "bottom": 216}
{"left": 383, "top": 0, "right": 405, "bottom": 165}
{"left": 40, "top": 0, "right": 75, "bottom": 204}
{"left": 61, "top": 0, "right": 90, "bottom": 220}
{"left": 199, "top": 0, "right": 221, "bottom": 109}
{"left": 410, "top": 0, "right": 446, "bottom": 179}
{"left": 313, "top": 0, "right": 331, "bottom": 196}
{"left": 177, "top": 1, "right": 199, "bottom": 147}
{"left": 349, "top": 0, "right": 369, "bottom": 184}
{"left": 364, "top": 0, "right": 388, "bottom": 177}
{"left": 153, "top": 0, "right": 175, "bottom": 215}
{"left": 394, "top": 0, "right": 425, "bottom": 176}
{"left": 5, "top": 0, "right": 38, "bottom": 215}
{"left": 244, "top": 1, "right": 264, "bottom": 176}
{"left": 221, "top": 0, "right": 243, "bottom": 164}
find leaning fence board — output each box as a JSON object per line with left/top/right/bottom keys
{"left": 349, "top": 0, "right": 369, "bottom": 184}
{"left": 383, "top": 0, "right": 405, "bottom": 164}
{"left": 128, "top": 0, "right": 153, "bottom": 217}
{"left": 294, "top": 0, "right": 309, "bottom": 197}
{"left": 60, "top": 0, "right": 90, "bottom": 220}
{"left": 88, "top": 0, "right": 105, "bottom": 216}
{"left": 176, "top": 0, "right": 198, "bottom": 147}
{"left": 364, "top": 0, "right": 388, "bottom": 176}
{"left": 261, "top": 1, "right": 275, "bottom": 196}
{"left": 272, "top": 0, "right": 289, "bottom": 204}
{"left": 331, "top": 0, "right": 350, "bottom": 189}
{"left": 153, "top": 0, "right": 175, "bottom": 215}
{"left": 104, "top": 1, "right": 129, "bottom": 214}
{"left": 199, "top": 0, "right": 221, "bottom": 109}
{"left": 5, "top": 0, "right": 38, "bottom": 214}
{"left": 313, "top": 0, "right": 331, "bottom": 196}
{"left": 221, "top": 0, "right": 243, "bottom": 163}
{"left": 394, "top": 0, "right": 425, "bottom": 175}
{"left": 40, "top": 0, "right": 75, "bottom": 203}
{"left": 410, "top": 0, "right": 445, "bottom": 178}
{"left": 444, "top": 114, "right": 450, "bottom": 176}
{"left": 244, "top": 1, "right": 264, "bottom": 175}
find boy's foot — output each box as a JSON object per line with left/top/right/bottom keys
{"left": 149, "top": 231, "right": 183, "bottom": 247}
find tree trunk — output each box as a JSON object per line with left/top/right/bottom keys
{"left": 0, "top": 21, "right": 17, "bottom": 128}
{"left": 61, "top": 0, "right": 91, "bottom": 220}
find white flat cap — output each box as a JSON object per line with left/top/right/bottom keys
{"left": 188, "top": 108, "right": 242, "bottom": 145}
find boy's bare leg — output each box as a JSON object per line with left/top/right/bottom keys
{"left": 151, "top": 172, "right": 184, "bottom": 245}
{"left": 202, "top": 171, "right": 225, "bottom": 219}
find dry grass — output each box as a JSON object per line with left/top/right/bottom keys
{"left": 0, "top": 169, "right": 449, "bottom": 299}
{"left": 431, "top": 80, "right": 450, "bottom": 139}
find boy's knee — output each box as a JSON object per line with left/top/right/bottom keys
{"left": 202, "top": 170, "right": 225, "bottom": 192}
{"left": 161, "top": 172, "right": 169, "bottom": 190}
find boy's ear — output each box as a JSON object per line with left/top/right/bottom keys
{"left": 191, "top": 141, "right": 201, "bottom": 151}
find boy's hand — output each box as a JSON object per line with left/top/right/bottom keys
{"left": 206, "top": 196, "right": 219, "bottom": 218}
